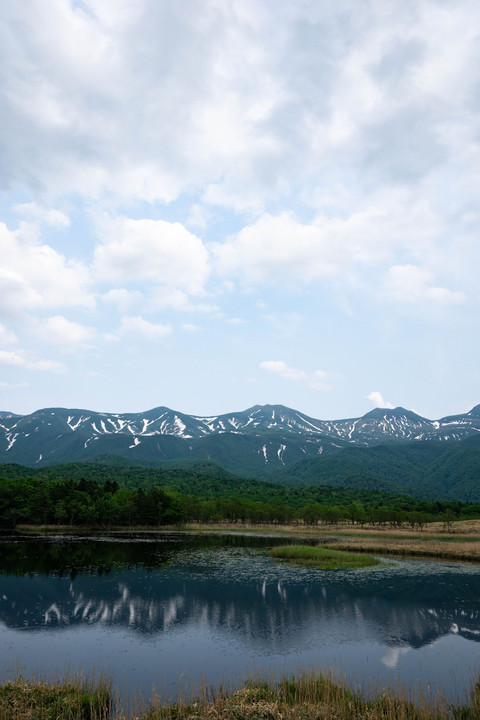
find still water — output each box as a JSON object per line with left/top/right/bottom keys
{"left": 1, "top": 532, "right": 480, "bottom": 705}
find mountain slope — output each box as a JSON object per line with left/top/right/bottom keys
{"left": 273, "top": 436, "right": 480, "bottom": 501}
{"left": 0, "top": 403, "right": 479, "bottom": 479}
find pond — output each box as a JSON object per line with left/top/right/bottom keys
{"left": 1, "top": 531, "right": 480, "bottom": 707}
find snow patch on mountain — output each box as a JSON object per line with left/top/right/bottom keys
{"left": 0, "top": 403, "right": 479, "bottom": 469}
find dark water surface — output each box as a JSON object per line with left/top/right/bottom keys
{"left": 1, "top": 532, "right": 480, "bottom": 705}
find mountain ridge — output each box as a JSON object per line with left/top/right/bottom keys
{"left": 0, "top": 402, "right": 479, "bottom": 476}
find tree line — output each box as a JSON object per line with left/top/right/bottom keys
{"left": 0, "top": 475, "right": 477, "bottom": 529}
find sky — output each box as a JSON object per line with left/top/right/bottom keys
{"left": 0, "top": 0, "right": 479, "bottom": 421}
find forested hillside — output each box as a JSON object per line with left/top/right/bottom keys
{"left": 272, "top": 436, "right": 480, "bottom": 501}
{"left": 0, "top": 462, "right": 477, "bottom": 529}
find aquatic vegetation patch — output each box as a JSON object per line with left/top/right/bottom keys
{"left": 269, "top": 544, "right": 380, "bottom": 569}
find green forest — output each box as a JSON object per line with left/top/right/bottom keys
{"left": 0, "top": 461, "right": 477, "bottom": 529}
{"left": 273, "top": 435, "right": 480, "bottom": 501}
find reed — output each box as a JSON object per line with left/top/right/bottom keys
{"left": 0, "top": 676, "right": 111, "bottom": 720}
{"left": 15, "top": 521, "right": 480, "bottom": 562}
{"left": 329, "top": 537, "right": 480, "bottom": 562}
{"left": 2, "top": 671, "right": 479, "bottom": 720}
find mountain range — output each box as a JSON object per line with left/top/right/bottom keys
{"left": 1, "top": 403, "right": 480, "bottom": 500}
{"left": 0, "top": 402, "right": 477, "bottom": 460}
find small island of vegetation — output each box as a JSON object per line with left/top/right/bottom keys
{"left": 270, "top": 544, "right": 380, "bottom": 569}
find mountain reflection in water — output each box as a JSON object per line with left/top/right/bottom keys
{"left": 1, "top": 533, "right": 480, "bottom": 701}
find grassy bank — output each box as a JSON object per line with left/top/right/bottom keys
{"left": 1, "top": 672, "right": 479, "bottom": 720}
{"left": 270, "top": 544, "right": 380, "bottom": 569}
{"left": 14, "top": 520, "right": 480, "bottom": 563}
{"left": 325, "top": 531, "right": 480, "bottom": 562}
{"left": 0, "top": 677, "right": 111, "bottom": 720}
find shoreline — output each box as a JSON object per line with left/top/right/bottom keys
{"left": 10, "top": 519, "right": 480, "bottom": 563}
{"left": 1, "top": 670, "right": 479, "bottom": 720}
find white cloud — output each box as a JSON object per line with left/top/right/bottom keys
{"left": 0, "top": 349, "right": 65, "bottom": 372}
{"left": 260, "top": 360, "right": 332, "bottom": 391}
{"left": 0, "top": 221, "right": 93, "bottom": 315}
{"left": 367, "top": 391, "right": 394, "bottom": 409}
{"left": 102, "top": 288, "right": 144, "bottom": 313}
{"left": 13, "top": 203, "right": 70, "bottom": 227}
{"left": 93, "top": 216, "right": 210, "bottom": 295}
{"left": 0, "top": 2, "right": 478, "bottom": 304}
{"left": 383, "top": 265, "right": 466, "bottom": 306}
{"left": 40, "top": 316, "right": 97, "bottom": 353}
{"left": 0, "top": 324, "right": 18, "bottom": 346}
{"left": 146, "top": 287, "right": 218, "bottom": 314}
{"left": 424, "top": 286, "right": 467, "bottom": 306}
{"left": 0, "top": 1, "right": 287, "bottom": 205}
{"left": 109, "top": 315, "right": 172, "bottom": 342}
{"left": 0, "top": 1, "right": 479, "bottom": 419}
{"left": 261, "top": 360, "right": 305, "bottom": 382}
{"left": 212, "top": 197, "right": 442, "bottom": 289}
{"left": 0, "top": 0, "right": 479, "bottom": 220}
{"left": 213, "top": 213, "right": 338, "bottom": 285}
{"left": 186, "top": 204, "right": 209, "bottom": 230}
{"left": 0, "top": 381, "right": 28, "bottom": 389}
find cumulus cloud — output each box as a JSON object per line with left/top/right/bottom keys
{"left": 0, "top": 0, "right": 479, "bottom": 221}
{"left": 93, "top": 216, "right": 210, "bottom": 295}
{"left": 367, "top": 391, "right": 394, "bottom": 409}
{"left": 214, "top": 214, "right": 337, "bottom": 285}
{"left": 13, "top": 203, "right": 70, "bottom": 227}
{"left": 0, "top": 324, "right": 18, "bottom": 346}
{"left": 1, "top": 2, "right": 479, "bottom": 302}
{"left": 260, "top": 360, "right": 332, "bottom": 391}
{"left": 0, "top": 1, "right": 479, "bottom": 416}
{"left": 102, "top": 288, "right": 144, "bottom": 313}
{"left": 212, "top": 197, "right": 442, "bottom": 290}
{"left": 108, "top": 315, "right": 172, "bottom": 342}
{"left": 383, "top": 265, "right": 466, "bottom": 306}
{"left": 147, "top": 287, "right": 218, "bottom": 314}
{"left": 0, "top": 349, "right": 64, "bottom": 372}
{"left": 0, "top": 0, "right": 288, "bottom": 205}
{"left": 39, "top": 316, "right": 97, "bottom": 353}
{"left": 0, "top": 221, "right": 93, "bottom": 316}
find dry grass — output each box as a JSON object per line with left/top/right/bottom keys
{"left": 2, "top": 672, "right": 479, "bottom": 720}
{"left": 15, "top": 519, "right": 480, "bottom": 562}
{"left": 328, "top": 537, "right": 480, "bottom": 562}
{"left": 0, "top": 677, "right": 111, "bottom": 720}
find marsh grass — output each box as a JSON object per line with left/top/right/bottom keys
{"left": 269, "top": 544, "right": 380, "bottom": 569}
{"left": 329, "top": 537, "right": 480, "bottom": 562}
{"left": 2, "top": 672, "right": 479, "bottom": 720}
{"left": 14, "top": 521, "right": 480, "bottom": 563}
{"left": 0, "top": 677, "right": 111, "bottom": 720}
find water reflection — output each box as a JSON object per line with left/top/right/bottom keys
{"left": 1, "top": 533, "right": 480, "bottom": 701}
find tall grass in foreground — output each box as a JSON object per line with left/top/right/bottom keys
{"left": 3, "top": 671, "right": 478, "bottom": 720}
{"left": 0, "top": 677, "right": 111, "bottom": 720}
{"left": 270, "top": 544, "right": 380, "bottom": 569}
